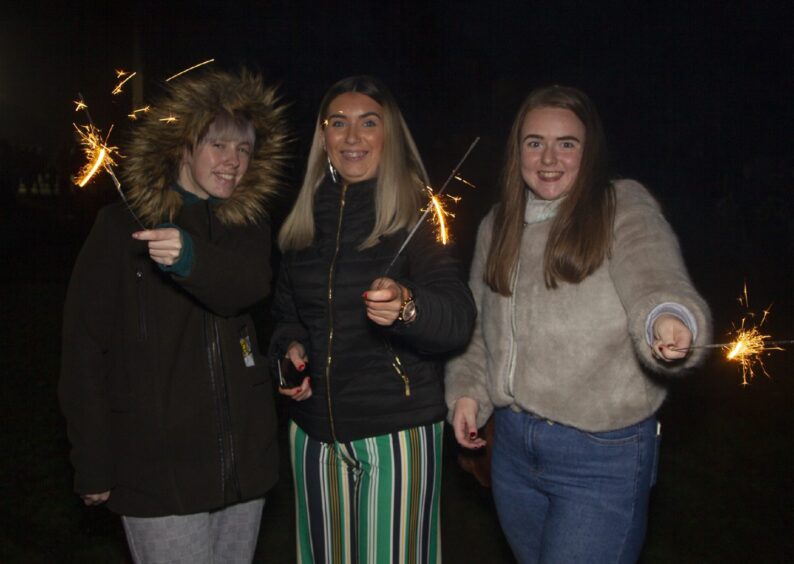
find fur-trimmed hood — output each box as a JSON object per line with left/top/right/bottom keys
{"left": 122, "top": 69, "right": 289, "bottom": 227}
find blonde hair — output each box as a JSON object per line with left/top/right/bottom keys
{"left": 279, "top": 76, "right": 428, "bottom": 251}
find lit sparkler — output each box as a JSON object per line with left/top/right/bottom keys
{"left": 159, "top": 114, "right": 178, "bottom": 124}
{"left": 112, "top": 71, "right": 137, "bottom": 95}
{"left": 381, "top": 137, "right": 480, "bottom": 277}
{"left": 675, "top": 285, "right": 791, "bottom": 385}
{"left": 165, "top": 58, "right": 215, "bottom": 82}
{"left": 72, "top": 93, "right": 145, "bottom": 229}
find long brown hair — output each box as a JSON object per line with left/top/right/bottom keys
{"left": 485, "top": 85, "right": 615, "bottom": 294}
{"left": 279, "top": 76, "right": 427, "bottom": 251}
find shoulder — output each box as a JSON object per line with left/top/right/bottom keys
{"left": 613, "top": 179, "right": 660, "bottom": 210}
{"left": 476, "top": 205, "right": 499, "bottom": 241}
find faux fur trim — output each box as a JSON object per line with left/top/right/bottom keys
{"left": 122, "top": 69, "right": 289, "bottom": 227}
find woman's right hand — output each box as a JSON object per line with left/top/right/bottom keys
{"left": 452, "top": 397, "right": 487, "bottom": 449}
{"left": 279, "top": 341, "right": 312, "bottom": 401}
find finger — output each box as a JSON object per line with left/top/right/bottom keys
{"left": 133, "top": 229, "right": 175, "bottom": 241}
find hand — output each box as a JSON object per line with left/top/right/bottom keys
{"left": 364, "top": 277, "right": 405, "bottom": 326}
{"left": 452, "top": 397, "right": 487, "bottom": 449}
{"left": 81, "top": 491, "right": 110, "bottom": 506}
{"left": 278, "top": 341, "right": 312, "bottom": 401}
{"left": 652, "top": 314, "right": 693, "bottom": 361}
{"left": 133, "top": 228, "right": 183, "bottom": 266}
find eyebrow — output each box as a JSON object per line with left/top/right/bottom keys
{"left": 325, "top": 111, "right": 383, "bottom": 121}
{"left": 522, "top": 134, "right": 582, "bottom": 143}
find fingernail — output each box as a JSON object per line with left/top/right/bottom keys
{"left": 298, "top": 364, "right": 305, "bottom": 372}
{"left": 362, "top": 292, "right": 368, "bottom": 299}
{"left": 469, "top": 432, "right": 477, "bottom": 439}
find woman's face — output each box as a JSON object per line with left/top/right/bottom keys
{"left": 323, "top": 92, "right": 384, "bottom": 184}
{"left": 519, "top": 107, "right": 585, "bottom": 200}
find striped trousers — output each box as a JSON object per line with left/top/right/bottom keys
{"left": 289, "top": 420, "right": 443, "bottom": 564}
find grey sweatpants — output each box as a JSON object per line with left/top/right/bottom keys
{"left": 121, "top": 497, "right": 265, "bottom": 564}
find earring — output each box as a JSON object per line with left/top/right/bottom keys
{"left": 327, "top": 154, "right": 340, "bottom": 184}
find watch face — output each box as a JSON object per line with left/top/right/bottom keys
{"left": 402, "top": 300, "right": 417, "bottom": 322}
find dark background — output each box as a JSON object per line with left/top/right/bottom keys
{"left": 1, "top": 1, "right": 792, "bottom": 562}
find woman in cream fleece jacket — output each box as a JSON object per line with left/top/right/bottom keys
{"left": 445, "top": 85, "right": 711, "bottom": 564}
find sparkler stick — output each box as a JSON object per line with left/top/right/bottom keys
{"left": 381, "top": 137, "right": 480, "bottom": 277}
{"left": 74, "top": 93, "right": 146, "bottom": 230}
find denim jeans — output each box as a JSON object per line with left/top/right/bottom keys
{"left": 491, "top": 407, "right": 659, "bottom": 564}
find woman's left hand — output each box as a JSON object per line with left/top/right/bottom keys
{"left": 652, "top": 314, "right": 692, "bottom": 361}
{"left": 364, "top": 277, "right": 406, "bottom": 326}
{"left": 133, "top": 227, "right": 183, "bottom": 266}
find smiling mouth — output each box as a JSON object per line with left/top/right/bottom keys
{"left": 341, "top": 150, "right": 368, "bottom": 160}
{"left": 538, "top": 171, "right": 563, "bottom": 181}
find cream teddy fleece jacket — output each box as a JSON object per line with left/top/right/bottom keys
{"left": 445, "top": 180, "right": 712, "bottom": 432}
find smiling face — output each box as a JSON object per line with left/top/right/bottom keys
{"left": 520, "top": 106, "right": 585, "bottom": 200}
{"left": 322, "top": 92, "right": 384, "bottom": 184}
{"left": 178, "top": 118, "right": 254, "bottom": 200}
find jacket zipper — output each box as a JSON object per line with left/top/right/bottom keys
{"left": 325, "top": 184, "right": 347, "bottom": 443}
{"left": 135, "top": 269, "right": 147, "bottom": 341}
{"left": 384, "top": 339, "right": 411, "bottom": 396}
{"left": 203, "top": 201, "right": 241, "bottom": 502}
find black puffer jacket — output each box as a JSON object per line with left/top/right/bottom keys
{"left": 271, "top": 178, "right": 476, "bottom": 443}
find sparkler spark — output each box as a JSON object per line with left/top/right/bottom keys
{"left": 453, "top": 174, "right": 477, "bottom": 189}
{"left": 165, "top": 58, "right": 215, "bottom": 82}
{"left": 112, "top": 71, "right": 137, "bottom": 95}
{"left": 73, "top": 99, "right": 87, "bottom": 112}
{"left": 73, "top": 123, "right": 119, "bottom": 188}
{"left": 676, "top": 284, "right": 789, "bottom": 385}
{"left": 159, "top": 114, "right": 178, "bottom": 124}
{"left": 127, "top": 105, "right": 151, "bottom": 120}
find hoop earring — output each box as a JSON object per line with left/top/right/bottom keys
{"left": 327, "top": 155, "right": 340, "bottom": 184}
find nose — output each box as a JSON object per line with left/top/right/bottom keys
{"left": 541, "top": 145, "right": 556, "bottom": 165}
{"left": 224, "top": 146, "right": 240, "bottom": 167}
{"left": 345, "top": 124, "right": 360, "bottom": 144}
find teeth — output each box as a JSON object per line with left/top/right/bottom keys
{"left": 539, "top": 171, "right": 562, "bottom": 179}
{"left": 343, "top": 151, "right": 366, "bottom": 158}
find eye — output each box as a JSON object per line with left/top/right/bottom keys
{"left": 560, "top": 141, "right": 577, "bottom": 150}
{"left": 212, "top": 142, "right": 224, "bottom": 149}
{"left": 329, "top": 119, "right": 346, "bottom": 128}
{"left": 362, "top": 118, "right": 378, "bottom": 128}
{"left": 525, "top": 140, "right": 541, "bottom": 149}
{"left": 238, "top": 145, "right": 251, "bottom": 155}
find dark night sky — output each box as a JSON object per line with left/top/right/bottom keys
{"left": 3, "top": 1, "right": 792, "bottom": 177}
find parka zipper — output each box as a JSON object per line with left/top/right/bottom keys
{"left": 203, "top": 201, "right": 241, "bottom": 502}
{"left": 325, "top": 184, "right": 347, "bottom": 443}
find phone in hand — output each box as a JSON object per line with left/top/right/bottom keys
{"left": 276, "top": 357, "right": 304, "bottom": 389}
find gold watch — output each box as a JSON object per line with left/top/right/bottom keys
{"left": 398, "top": 288, "right": 417, "bottom": 324}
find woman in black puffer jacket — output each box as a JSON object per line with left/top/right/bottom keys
{"left": 270, "top": 76, "right": 475, "bottom": 563}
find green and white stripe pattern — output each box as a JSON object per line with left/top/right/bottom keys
{"left": 290, "top": 420, "right": 443, "bottom": 563}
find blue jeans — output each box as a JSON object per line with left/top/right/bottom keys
{"left": 491, "top": 407, "right": 659, "bottom": 564}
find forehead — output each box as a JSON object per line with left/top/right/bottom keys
{"left": 326, "top": 92, "right": 383, "bottom": 116}
{"left": 522, "top": 107, "right": 585, "bottom": 136}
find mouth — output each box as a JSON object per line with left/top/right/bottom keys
{"left": 341, "top": 150, "right": 368, "bottom": 160}
{"left": 538, "top": 171, "right": 563, "bottom": 181}
{"left": 214, "top": 172, "right": 236, "bottom": 182}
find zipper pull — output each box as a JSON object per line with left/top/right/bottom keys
{"left": 391, "top": 361, "right": 411, "bottom": 397}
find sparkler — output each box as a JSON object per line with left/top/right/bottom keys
{"left": 165, "top": 58, "right": 215, "bottom": 82}
{"left": 72, "top": 93, "right": 146, "bottom": 229}
{"left": 381, "top": 137, "right": 480, "bottom": 277}
{"left": 674, "top": 285, "right": 790, "bottom": 385}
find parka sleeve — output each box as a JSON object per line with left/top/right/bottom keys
{"left": 388, "top": 220, "right": 476, "bottom": 354}
{"left": 174, "top": 218, "right": 272, "bottom": 317}
{"left": 268, "top": 257, "right": 311, "bottom": 359}
{"left": 58, "top": 208, "right": 118, "bottom": 495}
{"left": 609, "top": 180, "right": 712, "bottom": 373}
{"left": 444, "top": 212, "right": 495, "bottom": 428}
